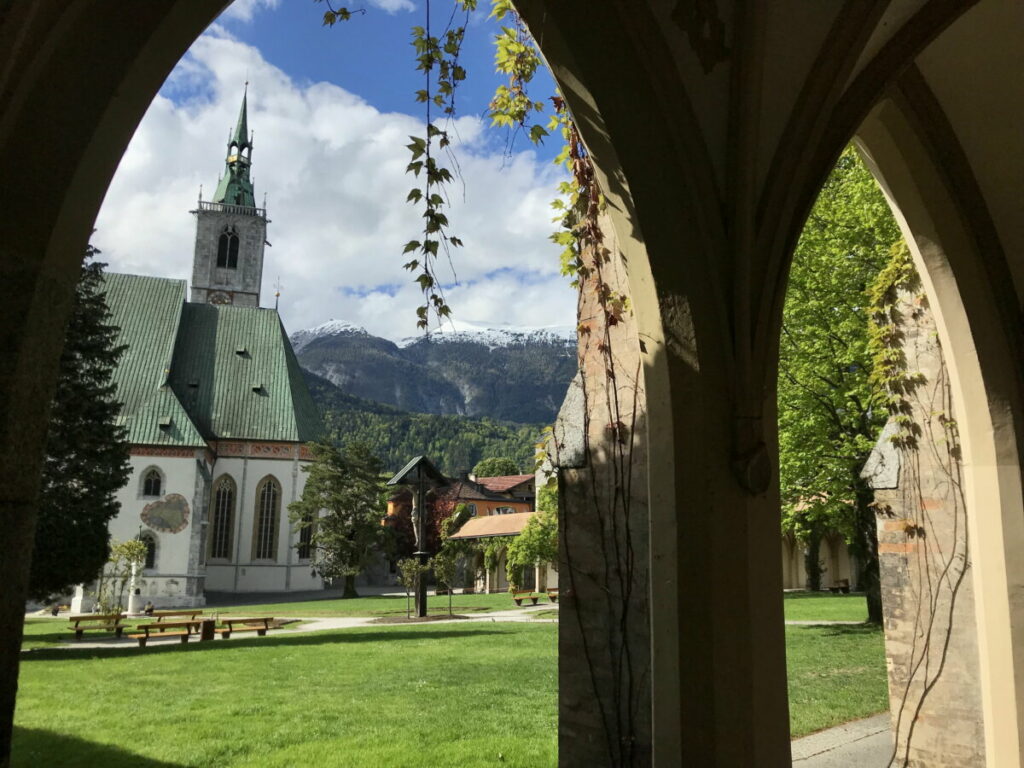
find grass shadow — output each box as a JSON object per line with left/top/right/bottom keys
{"left": 783, "top": 591, "right": 865, "bottom": 601}
{"left": 12, "top": 727, "right": 184, "bottom": 768}
{"left": 19, "top": 627, "right": 518, "bottom": 663}
{"left": 789, "top": 623, "right": 880, "bottom": 637}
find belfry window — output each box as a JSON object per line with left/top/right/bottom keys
{"left": 217, "top": 227, "right": 240, "bottom": 269}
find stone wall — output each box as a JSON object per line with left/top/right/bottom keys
{"left": 190, "top": 208, "right": 267, "bottom": 307}
{"left": 552, "top": 214, "right": 651, "bottom": 766}
{"left": 866, "top": 291, "right": 985, "bottom": 766}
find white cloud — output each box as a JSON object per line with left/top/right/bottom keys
{"left": 220, "top": 0, "right": 281, "bottom": 23}
{"left": 94, "top": 30, "right": 574, "bottom": 341}
{"left": 369, "top": 0, "right": 416, "bottom": 13}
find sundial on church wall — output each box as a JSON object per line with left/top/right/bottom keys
{"left": 141, "top": 494, "right": 190, "bottom": 533}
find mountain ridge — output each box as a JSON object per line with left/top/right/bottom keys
{"left": 291, "top": 319, "right": 577, "bottom": 424}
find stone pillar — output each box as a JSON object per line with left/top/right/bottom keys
{"left": 865, "top": 288, "right": 985, "bottom": 766}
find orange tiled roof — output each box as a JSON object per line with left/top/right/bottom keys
{"left": 476, "top": 474, "right": 534, "bottom": 492}
{"left": 449, "top": 511, "right": 536, "bottom": 539}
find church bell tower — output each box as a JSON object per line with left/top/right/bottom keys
{"left": 190, "top": 86, "right": 268, "bottom": 307}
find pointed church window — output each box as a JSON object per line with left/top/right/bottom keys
{"left": 217, "top": 228, "right": 240, "bottom": 269}
{"left": 141, "top": 533, "right": 157, "bottom": 570}
{"left": 143, "top": 468, "right": 162, "bottom": 497}
{"left": 297, "top": 515, "right": 314, "bottom": 560}
{"left": 210, "top": 475, "right": 235, "bottom": 560}
{"left": 253, "top": 476, "right": 280, "bottom": 560}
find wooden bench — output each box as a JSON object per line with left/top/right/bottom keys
{"left": 829, "top": 579, "right": 851, "bottom": 594}
{"left": 546, "top": 588, "right": 559, "bottom": 603}
{"left": 217, "top": 617, "right": 276, "bottom": 639}
{"left": 128, "top": 620, "right": 199, "bottom": 648}
{"left": 68, "top": 613, "right": 126, "bottom": 640}
{"left": 512, "top": 591, "right": 541, "bottom": 607}
{"left": 152, "top": 610, "right": 204, "bottom": 622}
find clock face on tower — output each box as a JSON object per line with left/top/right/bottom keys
{"left": 209, "top": 291, "right": 232, "bottom": 305}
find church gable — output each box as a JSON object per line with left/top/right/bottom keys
{"left": 102, "top": 273, "right": 205, "bottom": 447}
{"left": 168, "top": 303, "right": 322, "bottom": 443}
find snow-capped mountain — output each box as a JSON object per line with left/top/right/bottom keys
{"left": 289, "top": 318, "right": 369, "bottom": 354}
{"left": 289, "top": 319, "right": 577, "bottom": 423}
{"left": 398, "top": 321, "right": 576, "bottom": 350}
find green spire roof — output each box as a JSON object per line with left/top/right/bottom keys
{"left": 231, "top": 86, "right": 251, "bottom": 151}
{"left": 213, "top": 86, "right": 256, "bottom": 208}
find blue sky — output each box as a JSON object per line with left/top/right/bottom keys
{"left": 95, "top": 0, "right": 573, "bottom": 340}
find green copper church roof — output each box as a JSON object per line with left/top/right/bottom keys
{"left": 213, "top": 88, "right": 256, "bottom": 207}
{"left": 102, "top": 273, "right": 323, "bottom": 447}
{"left": 102, "top": 273, "right": 206, "bottom": 447}
{"left": 169, "top": 303, "right": 323, "bottom": 443}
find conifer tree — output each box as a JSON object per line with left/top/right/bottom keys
{"left": 28, "top": 247, "right": 131, "bottom": 600}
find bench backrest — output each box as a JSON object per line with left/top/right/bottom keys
{"left": 154, "top": 611, "right": 202, "bottom": 621}
{"left": 69, "top": 613, "right": 125, "bottom": 624}
{"left": 138, "top": 620, "right": 198, "bottom": 632}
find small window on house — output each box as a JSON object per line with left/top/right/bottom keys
{"left": 142, "top": 469, "right": 162, "bottom": 497}
{"left": 141, "top": 533, "right": 157, "bottom": 570}
{"left": 493, "top": 506, "right": 515, "bottom": 515}
{"left": 466, "top": 503, "right": 478, "bottom": 516}
{"left": 217, "top": 227, "right": 240, "bottom": 269}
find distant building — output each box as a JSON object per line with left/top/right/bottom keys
{"left": 384, "top": 468, "right": 553, "bottom": 593}
{"left": 76, "top": 90, "right": 324, "bottom": 610}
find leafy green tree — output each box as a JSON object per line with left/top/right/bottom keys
{"left": 29, "top": 249, "right": 130, "bottom": 601}
{"left": 778, "top": 146, "right": 902, "bottom": 623}
{"left": 472, "top": 456, "right": 520, "bottom": 477}
{"left": 505, "top": 506, "right": 557, "bottom": 588}
{"left": 289, "top": 440, "right": 390, "bottom": 599}
{"left": 93, "top": 539, "right": 146, "bottom": 614}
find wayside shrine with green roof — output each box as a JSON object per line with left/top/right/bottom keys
{"left": 73, "top": 91, "right": 325, "bottom": 610}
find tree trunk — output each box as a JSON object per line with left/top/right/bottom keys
{"left": 853, "top": 480, "right": 883, "bottom": 624}
{"left": 804, "top": 532, "right": 823, "bottom": 591}
{"left": 342, "top": 573, "right": 359, "bottom": 599}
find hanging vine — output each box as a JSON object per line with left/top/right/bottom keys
{"left": 868, "top": 242, "right": 970, "bottom": 768}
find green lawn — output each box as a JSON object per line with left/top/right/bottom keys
{"left": 785, "top": 623, "right": 888, "bottom": 736}
{"left": 14, "top": 596, "right": 885, "bottom": 764}
{"left": 783, "top": 592, "right": 868, "bottom": 622}
{"left": 210, "top": 592, "right": 520, "bottom": 618}
{"left": 14, "top": 623, "right": 557, "bottom": 768}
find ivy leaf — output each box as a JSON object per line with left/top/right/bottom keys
{"left": 403, "top": 240, "right": 421, "bottom": 254}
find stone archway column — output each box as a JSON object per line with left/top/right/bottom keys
{"left": 516, "top": 4, "right": 791, "bottom": 764}
{"left": 0, "top": 5, "right": 226, "bottom": 764}
{"left": 858, "top": 92, "right": 1024, "bottom": 767}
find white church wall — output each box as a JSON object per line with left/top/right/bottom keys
{"left": 203, "top": 453, "right": 322, "bottom": 593}
{"left": 106, "top": 451, "right": 206, "bottom": 607}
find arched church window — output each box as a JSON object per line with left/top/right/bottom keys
{"left": 217, "top": 228, "right": 240, "bottom": 269}
{"left": 209, "top": 475, "right": 235, "bottom": 560}
{"left": 142, "top": 468, "right": 162, "bottom": 497}
{"left": 253, "top": 476, "right": 280, "bottom": 560}
{"left": 297, "top": 516, "right": 314, "bottom": 561}
{"left": 141, "top": 533, "right": 157, "bottom": 570}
